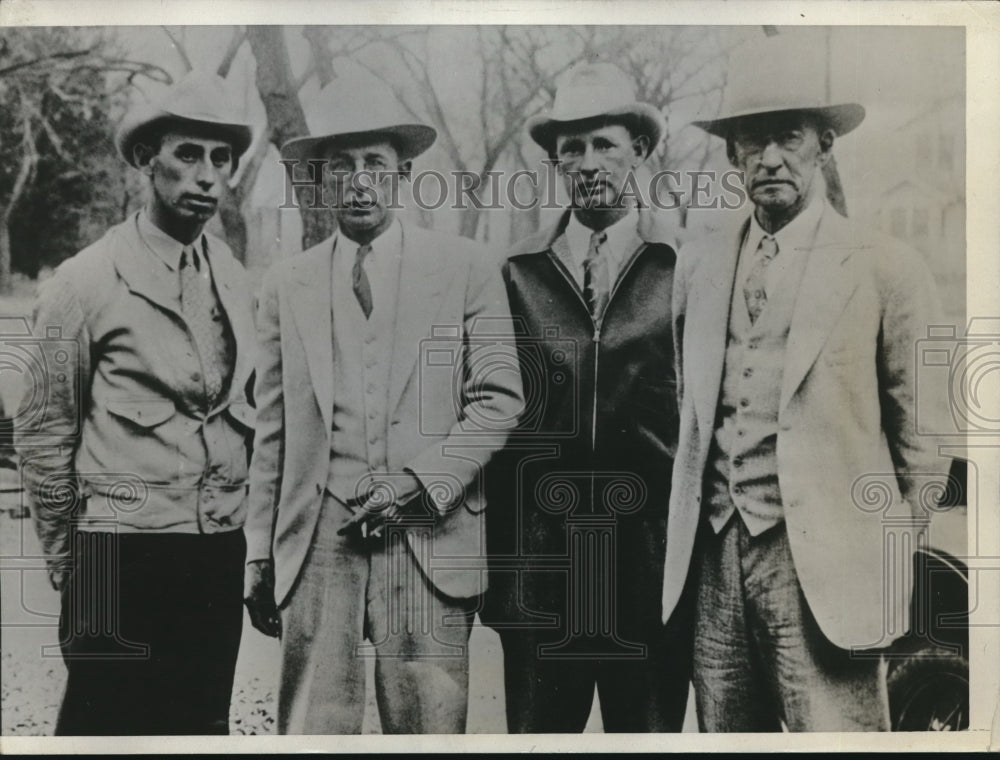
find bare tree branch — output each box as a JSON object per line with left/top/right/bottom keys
{"left": 160, "top": 26, "right": 193, "bottom": 73}
{"left": 0, "top": 48, "right": 93, "bottom": 78}
{"left": 216, "top": 27, "right": 247, "bottom": 78}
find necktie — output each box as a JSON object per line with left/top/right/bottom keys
{"left": 180, "top": 243, "right": 225, "bottom": 403}
{"left": 583, "top": 230, "right": 610, "bottom": 322}
{"left": 353, "top": 243, "right": 374, "bottom": 319}
{"left": 743, "top": 235, "right": 778, "bottom": 325}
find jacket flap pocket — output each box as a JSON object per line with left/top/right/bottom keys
{"left": 105, "top": 399, "right": 176, "bottom": 428}
{"left": 225, "top": 399, "right": 256, "bottom": 431}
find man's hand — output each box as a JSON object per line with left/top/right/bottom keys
{"left": 336, "top": 472, "right": 422, "bottom": 537}
{"left": 244, "top": 559, "right": 281, "bottom": 638}
{"left": 49, "top": 565, "right": 70, "bottom": 593}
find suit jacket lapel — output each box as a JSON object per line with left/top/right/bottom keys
{"left": 289, "top": 238, "right": 336, "bottom": 433}
{"left": 689, "top": 219, "right": 746, "bottom": 438}
{"left": 780, "top": 209, "right": 860, "bottom": 410}
{"left": 388, "top": 224, "right": 449, "bottom": 415}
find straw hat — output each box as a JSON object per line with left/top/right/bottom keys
{"left": 281, "top": 75, "right": 436, "bottom": 163}
{"left": 527, "top": 62, "right": 665, "bottom": 157}
{"left": 692, "top": 33, "right": 865, "bottom": 138}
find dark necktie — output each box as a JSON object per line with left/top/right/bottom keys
{"left": 353, "top": 243, "right": 374, "bottom": 319}
{"left": 583, "top": 230, "right": 610, "bottom": 322}
{"left": 743, "top": 235, "right": 778, "bottom": 325}
{"left": 180, "top": 243, "right": 225, "bottom": 402}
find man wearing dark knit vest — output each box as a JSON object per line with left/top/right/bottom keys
{"left": 484, "top": 62, "right": 692, "bottom": 733}
{"left": 661, "top": 34, "right": 951, "bottom": 731}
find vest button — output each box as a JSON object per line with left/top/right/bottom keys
{"left": 733, "top": 485, "right": 744, "bottom": 495}
{"left": 743, "top": 368, "right": 753, "bottom": 378}
{"left": 733, "top": 456, "right": 743, "bottom": 468}
{"left": 739, "top": 398, "right": 749, "bottom": 408}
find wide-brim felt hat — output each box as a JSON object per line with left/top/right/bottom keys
{"left": 527, "top": 62, "right": 666, "bottom": 157}
{"left": 281, "top": 76, "right": 437, "bottom": 163}
{"left": 692, "top": 32, "right": 865, "bottom": 138}
{"left": 115, "top": 70, "right": 254, "bottom": 167}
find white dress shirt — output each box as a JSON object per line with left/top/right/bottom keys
{"left": 560, "top": 207, "right": 639, "bottom": 291}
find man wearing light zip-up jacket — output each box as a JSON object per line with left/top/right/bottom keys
{"left": 14, "top": 72, "right": 257, "bottom": 735}
{"left": 483, "top": 62, "right": 693, "bottom": 733}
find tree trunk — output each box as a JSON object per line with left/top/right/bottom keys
{"left": 246, "top": 26, "right": 336, "bottom": 251}
{"left": 217, "top": 190, "right": 248, "bottom": 263}
{"left": 0, "top": 145, "right": 37, "bottom": 293}
{"left": 0, "top": 218, "right": 12, "bottom": 295}
{"left": 459, "top": 206, "right": 481, "bottom": 240}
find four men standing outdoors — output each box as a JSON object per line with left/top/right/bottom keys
{"left": 14, "top": 33, "right": 951, "bottom": 736}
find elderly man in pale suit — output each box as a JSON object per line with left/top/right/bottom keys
{"left": 242, "top": 75, "right": 523, "bottom": 734}
{"left": 660, "top": 35, "right": 951, "bottom": 731}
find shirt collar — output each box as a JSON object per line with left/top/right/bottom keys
{"left": 137, "top": 208, "right": 206, "bottom": 272}
{"left": 565, "top": 207, "right": 639, "bottom": 271}
{"left": 334, "top": 218, "right": 403, "bottom": 266}
{"left": 745, "top": 194, "right": 826, "bottom": 259}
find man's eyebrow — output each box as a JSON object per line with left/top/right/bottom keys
{"left": 558, "top": 137, "right": 585, "bottom": 150}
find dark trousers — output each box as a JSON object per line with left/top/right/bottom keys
{"left": 499, "top": 624, "right": 692, "bottom": 733}
{"left": 497, "top": 515, "right": 694, "bottom": 733}
{"left": 55, "top": 529, "right": 245, "bottom": 736}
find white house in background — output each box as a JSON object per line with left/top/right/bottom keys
{"left": 871, "top": 94, "right": 965, "bottom": 323}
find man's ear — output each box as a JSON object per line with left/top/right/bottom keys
{"left": 817, "top": 128, "right": 836, "bottom": 166}
{"left": 632, "top": 134, "right": 650, "bottom": 164}
{"left": 133, "top": 143, "right": 157, "bottom": 176}
{"left": 397, "top": 159, "right": 413, "bottom": 181}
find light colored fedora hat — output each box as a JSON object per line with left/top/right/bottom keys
{"left": 115, "top": 70, "right": 254, "bottom": 167}
{"left": 527, "top": 62, "right": 666, "bottom": 157}
{"left": 692, "top": 33, "right": 865, "bottom": 138}
{"left": 281, "top": 75, "right": 436, "bottom": 163}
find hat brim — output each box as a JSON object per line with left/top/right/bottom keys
{"left": 692, "top": 103, "right": 866, "bottom": 139}
{"left": 280, "top": 124, "right": 437, "bottom": 164}
{"left": 527, "top": 103, "right": 666, "bottom": 157}
{"left": 116, "top": 108, "right": 254, "bottom": 168}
